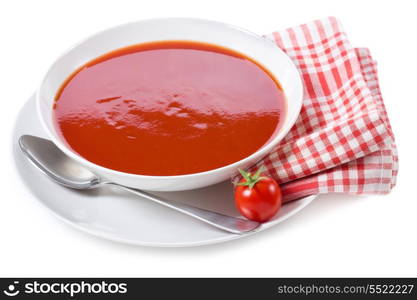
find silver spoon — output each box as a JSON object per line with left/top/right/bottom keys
{"left": 18, "top": 135, "right": 260, "bottom": 234}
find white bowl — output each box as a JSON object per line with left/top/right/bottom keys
{"left": 37, "top": 18, "right": 303, "bottom": 191}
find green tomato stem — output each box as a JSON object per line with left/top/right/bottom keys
{"left": 237, "top": 167, "right": 267, "bottom": 189}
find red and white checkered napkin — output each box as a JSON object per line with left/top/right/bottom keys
{"left": 243, "top": 17, "right": 398, "bottom": 203}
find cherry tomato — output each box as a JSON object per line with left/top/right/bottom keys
{"left": 234, "top": 168, "right": 282, "bottom": 222}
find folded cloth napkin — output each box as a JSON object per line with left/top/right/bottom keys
{"left": 238, "top": 17, "right": 398, "bottom": 203}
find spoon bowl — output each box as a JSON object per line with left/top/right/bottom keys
{"left": 19, "top": 135, "right": 101, "bottom": 189}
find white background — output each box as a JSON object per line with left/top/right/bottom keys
{"left": 1, "top": 0, "right": 416, "bottom": 277}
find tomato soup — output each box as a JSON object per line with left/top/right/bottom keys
{"left": 53, "top": 41, "right": 285, "bottom": 176}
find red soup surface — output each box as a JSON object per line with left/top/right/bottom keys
{"left": 53, "top": 41, "right": 285, "bottom": 176}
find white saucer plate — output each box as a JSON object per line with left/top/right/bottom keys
{"left": 13, "top": 94, "right": 316, "bottom": 247}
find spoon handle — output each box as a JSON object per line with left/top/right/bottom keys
{"left": 107, "top": 183, "right": 260, "bottom": 234}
